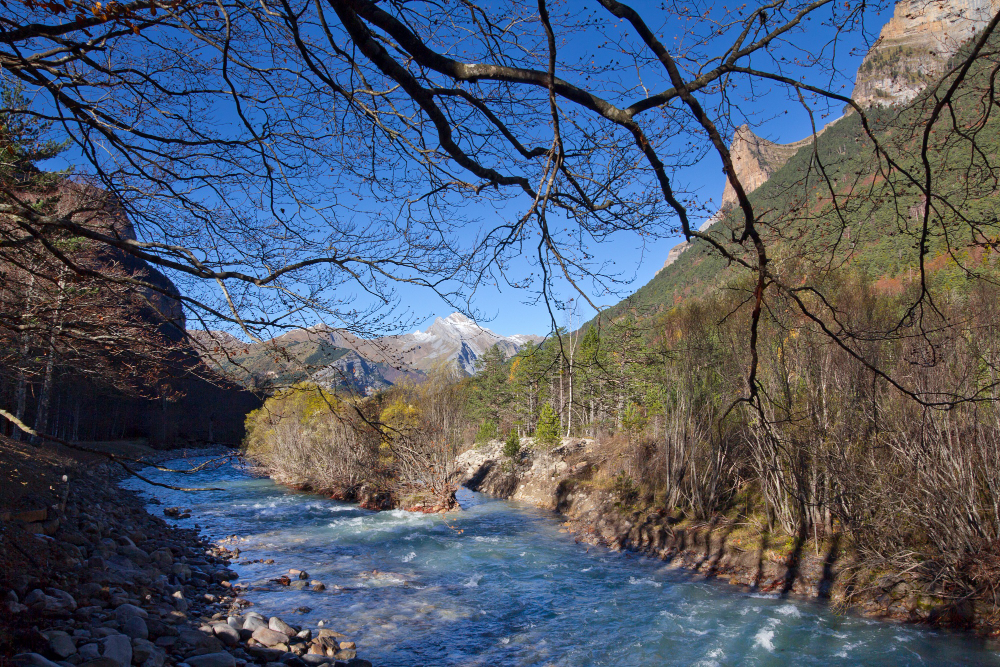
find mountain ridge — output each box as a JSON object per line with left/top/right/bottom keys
{"left": 193, "top": 313, "right": 542, "bottom": 395}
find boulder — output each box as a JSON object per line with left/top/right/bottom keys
{"left": 252, "top": 628, "right": 289, "bottom": 648}
{"left": 79, "top": 660, "right": 121, "bottom": 667}
{"left": 114, "top": 604, "right": 149, "bottom": 622}
{"left": 12, "top": 653, "right": 63, "bottom": 667}
{"left": 184, "top": 653, "right": 235, "bottom": 667}
{"left": 100, "top": 636, "right": 132, "bottom": 667}
{"left": 45, "top": 589, "right": 77, "bottom": 612}
{"left": 46, "top": 632, "right": 77, "bottom": 659}
{"left": 268, "top": 618, "right": 296, "bottom": 636}
{"left": 130, "top": 639, "right": 158, "bottom": 666}
{"left": 148, "top": 549, "right": 173, "bottom": 569}
{"left": 78, "top": 646, "right": 101, "bottom": 662}
{"left": 245, "top": 647, "right": 284, "bottom": 662}
{"left": 211, "top": 625, "right": 239, "bottom": 647}
{"left": 121, "top": 617, "right": 148, "bottom": 641}
{"left": 243, "top": 617, "right": 267, "bottom": 633}
{"left": 346, "top": 660, "right": 372, "bottom": 667}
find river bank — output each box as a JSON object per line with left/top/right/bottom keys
{"left": 0, "top": 437, "right": 373, "bottom": 667}
{"left": 116, "top": 448, "right": 1000, "bottom": 665}
{"left": 452, "top": 438, "right": 999, "bottom": 636}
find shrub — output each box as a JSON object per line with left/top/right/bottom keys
{"left": 535, "top": 403, "right": 560, "bottom": 449}
{"left": 612, "top": 471, "right": 639, "bottom": 507}
{"left": 475, "top": 419, "right": 498, "bottom": 445}
{"left": 502, "top": 430, "right": 521, "bottom": 459}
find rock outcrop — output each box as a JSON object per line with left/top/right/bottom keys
{"left": 452, "top": 438, "right": 595, "bottom": 508}
{"left": 852, "top": 0, "right": 1000, "bottom": 108}
{"left": 657, "top": 125, "right": 824, "bottom": 274}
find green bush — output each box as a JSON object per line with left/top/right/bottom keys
{"left": 612, "top": 471, "right": 639, "bottom": 507}
{"left": 475, "top": 419, "right": 498, "bottom": 444}
{"left": 502, "top": 430, "right": 521, "bottom": 459}
{"left": 535, "top": 403, "right": 560, "bottom": 449}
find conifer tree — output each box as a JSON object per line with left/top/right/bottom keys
{"left": 535, "top": 402, "right": 560, "bottom": 450}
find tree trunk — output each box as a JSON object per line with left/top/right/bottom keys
{"left": 32, "top": 272, "right": 68, "bottom": 444}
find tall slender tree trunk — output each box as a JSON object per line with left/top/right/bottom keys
{"left": 13, "top": 272, "right": 37, "bottom": 441}
{"left": 33, "top": 271, "right": 68, "bottom": 444}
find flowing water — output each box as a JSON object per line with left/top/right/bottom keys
{"left": 124, "top": 455, "right": 1000, "bottom": 666}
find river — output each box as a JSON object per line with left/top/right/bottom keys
{"left": 123, "top": 455, "right": 1000, "bottom": 666}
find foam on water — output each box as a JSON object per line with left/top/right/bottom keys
{"left": 628, "top": 576, "right": 663, "bottom": 588}
{"left": 755, "top": 628, "right": 776, "bottom": 652}
{"left": 122, "top": 457, "right": 1000, "bottom": 667}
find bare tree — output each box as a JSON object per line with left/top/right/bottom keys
{"left": 2, "top": 0, "right": 999, "bottom": 429}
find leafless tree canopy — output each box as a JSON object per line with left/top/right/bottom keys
{"left": 2, "top": 0, "right": 999, "bottom": 408}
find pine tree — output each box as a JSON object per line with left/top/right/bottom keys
{"left": 535, "top": 402, "right": 560, "bottom": 449}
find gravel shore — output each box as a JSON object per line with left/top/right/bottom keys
{"left": 1, "top": 444, "right": 373, "bottom": 667}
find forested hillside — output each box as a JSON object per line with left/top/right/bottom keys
{"left": 448, "top": 24, "right": 1000, "bottom": 611}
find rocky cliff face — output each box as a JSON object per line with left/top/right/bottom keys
{"left": 657, "top": 0, "right": 999, "bottom": 274}
{"left": 852, "top": 0, "right": 1000, "bottom": 108}
{"left": 718, "top": 126, "right": 815, "bottom": 212}
{"left": 657, "top": 126, "right": 820, "bottom": 274}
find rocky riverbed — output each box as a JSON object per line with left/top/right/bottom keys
{"left": 0, "top": 442, "right": 373, "bottom": 667}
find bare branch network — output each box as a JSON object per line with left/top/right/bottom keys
{"left": 1, "top": 0, "right": 998, "bottom": 411}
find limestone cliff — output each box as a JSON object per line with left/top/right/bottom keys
{"left": 852, "top": 0, "right": 1000, "bottom": 108}
{"left": 657, "top": 0, "right": 999, "bottom": 274}
{"left": 657, "top": 126, "right": 818, "bottom": 274}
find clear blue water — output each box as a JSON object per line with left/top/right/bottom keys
{"left": 124, "top": 455, "right": 1000, "bottom": 666}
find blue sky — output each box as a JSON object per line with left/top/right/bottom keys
{"left": 34, "top": 0, "right": 898, "bottom": 340}
{"left": 407, "top": 1, "right": 898, "bottom": 338}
